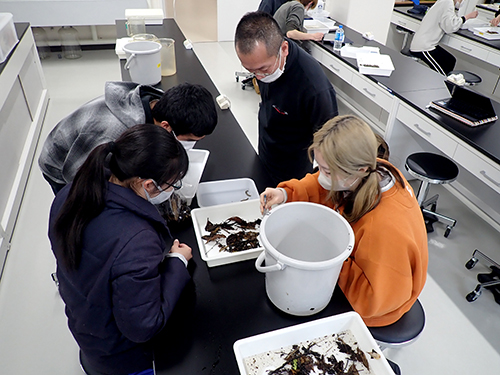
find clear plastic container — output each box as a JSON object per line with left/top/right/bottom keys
{"left": 126, "top": 16, "right": 146, "bottom": 36}
{"left": 158, "top": 37, "right": 176, "bottom": 76}
{"left": 0, "top": 13, "right": 19, "bottom": 63}
{"left": 131, "top": 33, "right": 158, "bottom": 42}
{"left": 58, "top": 26, "right": 82, "bottom": 59}
{"left": 32, "top": 27, "right": 50, "bottom": 60}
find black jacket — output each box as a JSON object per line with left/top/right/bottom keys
{"left": 49, "top": 183, "right": 191, "bottom": 374}
{"left": 258, "top": 39, "right": 338, "bottom": 185}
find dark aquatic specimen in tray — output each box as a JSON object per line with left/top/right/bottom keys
{"left": 267, "top": 338, "right": 372, "bottom": 375}
{"left": 202, "top": 216, "right": 261, "bottom": 253}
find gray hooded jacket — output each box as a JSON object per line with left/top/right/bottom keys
{"left": 38, "top": 81, "right": 163, "bottom": 184}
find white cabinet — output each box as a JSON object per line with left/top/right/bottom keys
{"left": 0, "top": 25, "right": 48, "bottom": 278}
{"left": 454, "top": 144, "right": 500, "bottom": 194}
{"left": 351, "top": 74, "right": 393, "bottom": 112}
{"left": 396, "top": 103, "right": 458, "bottom": 158}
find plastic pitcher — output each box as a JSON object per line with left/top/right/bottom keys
{"left": 158, "top": 38, "right": 176, "bottom": 76}
{"left": 256, "top": 202, "right": 354, "bottom": 316}
{"left": 123, "top": 41, "right": 162, "bottom": 85}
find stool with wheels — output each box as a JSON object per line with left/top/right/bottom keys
{"left": 368, "top": 299, "right": 426, "bottom": 375}
{"left": 368, "top": 299, "right": 426, "bottom": 350}
{"left": 465, "top": 249, "right": 500, "bottom": 304}
{"left": 405, "top": 152, "right": 459, "bottom": 237}
{"left": 448, "top": 70, "right": 482, "bottom": 86}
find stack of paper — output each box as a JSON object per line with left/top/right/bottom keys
{"left": 340, "top": 45, "right": 380, "bottom": 59}
{"left": 357, "top": 54, "right": 395, "bottom": 77}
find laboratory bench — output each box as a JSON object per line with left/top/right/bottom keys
{"left": 116, "top": 19, "right": 353, "bottom": 374}
{"left": 392, "top": 4, "right": 500, "bottom": 65}
{"left": 310, "top": 22, "right": 500, "bottom": 227}
{"left": 0, "top": 22, "right": 48, "bottom": 278}
{"left": 390, "top": 4, "right": 500, "bottom": 101}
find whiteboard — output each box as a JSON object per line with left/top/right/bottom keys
{"left": 1, "top": 0, "right": 149, "bottom": 26}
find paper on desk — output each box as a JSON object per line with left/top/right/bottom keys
{"left": 340, "top": 45, "right": 379, "bottom": 59}
{"left": 357, "top": 54, "right": 395, "bottom": 77}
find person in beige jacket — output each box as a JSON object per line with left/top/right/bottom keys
{"left": 410, "top": 0, "right": 478, "bottom": 75}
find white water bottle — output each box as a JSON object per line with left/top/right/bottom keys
{"left": 333, "top": 25, "right": 344, "bottom": 52}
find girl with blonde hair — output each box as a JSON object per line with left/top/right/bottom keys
{"left": 260, "top": 115, "right": 428, "bottom": 327}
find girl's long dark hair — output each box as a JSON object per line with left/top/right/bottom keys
{"left": 53, "top": 124, "right": 188, "bottom": 270}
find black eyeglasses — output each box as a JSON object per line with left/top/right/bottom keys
{"left": 152, "top": 179, "right": 183, "bottom": 191}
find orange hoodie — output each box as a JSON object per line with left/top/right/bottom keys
{"left": 278, "top": 166, "right": 428, "bottom": 327}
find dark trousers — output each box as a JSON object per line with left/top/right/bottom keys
{"left": 411, "top": 46, "right": 456, "bottom": 76}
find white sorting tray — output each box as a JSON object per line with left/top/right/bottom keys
{"left": 177, "top": 149, "right": 210, "bottom": 204}
{"left": 234, "top": 312, "right": 396, "bottom": 375}
{"left": 303, "top": 19, "right": 329, "bottom": 34}
{"left": 196, "top": 178, "right": 259, "bottom": 207}
{"left": 191, "top": 200, "right": 264, "bottom": 267}
{"left": 472, "top": 27, "right": 500, "bottom": 40}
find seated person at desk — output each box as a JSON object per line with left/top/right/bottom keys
{"left": 235, "top": 11, "right": 338, "bottom": 185}
{"left": 39, "top": 81, "right": 218, "bottom": 194}
{"left": 258, "top": 0, "right": 292, "bottom": 15}
{"left": 260, "top": 115, "right": 428, "bottom": 327}
{"left": 273, "top": 0, "right": 325, "bottom": 48}
{"left": 49, "top": 124, "right": 192, "bottom": 375}
{"left": 410, "top": 0, "right": 478, "bottom": 75}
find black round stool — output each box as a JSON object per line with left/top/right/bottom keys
{"left": 405, "top": 152, "right": 459, "bottom": 237}
{"left": 448, "top": 70, "right": 482, "bottom": 86}
{"left": 368, "top": 299, "right": 426, "bottom": 349}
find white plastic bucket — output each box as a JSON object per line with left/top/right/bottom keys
{"left": 256, "top": 202, "right": 354, "bottom": 316}
{"left": 123, "top": 41, "right": 161, "bottom": 85}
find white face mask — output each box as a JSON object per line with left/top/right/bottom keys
{"left": 318, "top": 171, "right": 332, "bottom": 190}
{"left": 179, "top": 140, "right": 196, "bottom": 151}
{"left": 143, "top": 181, "right": 173, "bottom": 205}
{"left": 259, "top": 49, "right": 286, "bottom": 83}
{"left": 317, "top": 171, "right": 360, "bottom": 191}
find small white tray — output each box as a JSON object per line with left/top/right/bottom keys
{"left": 234, "top": 312, "right": 395, "bottom": 375}
{"left": 178, "top": 149, "right": 210, "bottom": 204}
{"left": 472, "top": 27, "right": 500, "bottom": 40}
{"left": 303, "top": 19, "right": 329, "bottom": 34}
{"left": 196, "top": 178, "right": 259, "bottom": 207}
{"left": 191, "top": 200, "right": 264, "bottom": 267}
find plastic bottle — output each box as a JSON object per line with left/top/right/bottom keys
{"left": 333, "top": 25, "right": 344, "bottom": 52}
{"left": 58, "top": 26, "right": 82, "bottom": 59}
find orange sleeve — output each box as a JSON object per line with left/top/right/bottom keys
{"left": 278, "top": 172, "right": 332, "bottom": 207}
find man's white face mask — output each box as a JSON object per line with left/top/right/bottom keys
{"left": 259, "top": 48, "right": 286, "bottom": 83}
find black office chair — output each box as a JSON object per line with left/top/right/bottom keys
{"left": 465, "top": 249, "right": 500, "bottom": 304}
{"left": 405, "top": 152, "right": 459, "bottom": 237}
{"left": 396, "top": 26, "right": 419, "bottom": 61}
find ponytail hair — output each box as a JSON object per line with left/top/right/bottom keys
{"left": 309, "top": 115, "right": 404, "bottom": 223}
{"left": 54, "top": 124, "right": 188, "bottom": 270}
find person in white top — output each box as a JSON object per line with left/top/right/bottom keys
{"left": 410, "top": 0, "right": 478, "bottom": 75}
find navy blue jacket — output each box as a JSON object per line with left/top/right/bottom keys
{"left": 49, "top": 183, "right": 191, "bottom": 374}
{"left": 258, "top": 0, "right": 291, "bottom": 15}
